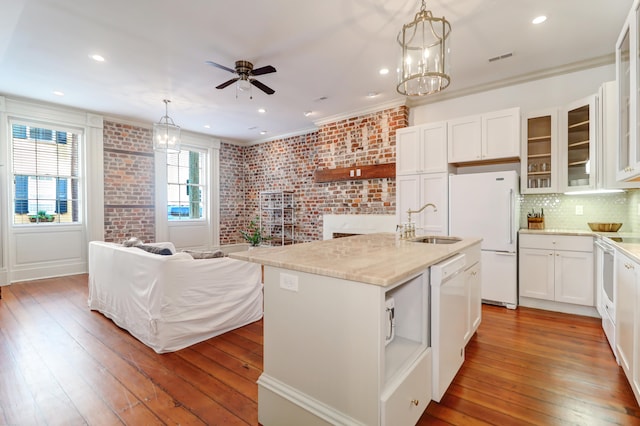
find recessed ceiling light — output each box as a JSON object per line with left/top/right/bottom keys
{"left": 90, "top": 54, "right": 105, "bottom": 62}
{"left": 532, "top": 15, "right": 547, "bottom": 25}
{"left": 53, "top": 90, "right": 64, "bottom": 96}
{"left": 260, "top": 130, "right": 267, "bottom": 135}
{"left": 203, "top": 124, "right": 211, "bottom": 129}
{"left": 303, "top": 111, "right": 312, "bottom": 117}
{"left": 379, "top": 68, "right": 389, "bottom": 75}
{"left": 258, "top": 108, "right": 266, "bottom": 113}
{"left": 367, "top": 92, "right": 380, "bottom": 98}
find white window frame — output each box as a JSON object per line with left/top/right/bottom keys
{"left": 155, "top": 132, "right": 220, "bottom": 248}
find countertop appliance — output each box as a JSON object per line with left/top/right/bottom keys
{"left": 449, "top": 171, "right": 519, "bottom": 308}
{"left": 431, "top": 252, "right": 467, "bottom": 402}
{"left": 595, "top": 235, "right": 616, "bottom": 358}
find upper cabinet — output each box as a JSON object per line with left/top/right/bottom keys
{"left": 447, "top": 107, "right": 520, "bottom": 164}
{"left": 396, "top": 122, "right": 448, "bottom": 175}
{"left": 562, "top": 95, "right": 597, "bottom": 191}
{"left": 521, "top": 109, "right": 558, "bottom": 194}
{"left": 617, "top": 0, "right": 640, "bottom": 181}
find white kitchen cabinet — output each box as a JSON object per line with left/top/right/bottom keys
{"left": 397, "top": 173, "right": 448, "bottom": 236}
{"left": 519, "top": 234, "right": 594, "bottom": 307}
{"left": 463, "top": 252, "right": 481, "bottom": 345}
{"left": 396, "top": 122, "right": 448, "bottom": 176}
{"left": 616, "top": 251, "right": 636, "bottom": 380}
{"left": 616, "top": 0, "right": 640, "bottom": 182}
{"left": 560, "top": 95, "right": 597, "bottom": 191}
{"left": 258, "top": 265, "right": 431, "bottom": 426}
{"left": 447, "top": 107, "right": 520, "bottom": 164}
{"left": 521, "top": 109, "right": 559, "bottom": 194}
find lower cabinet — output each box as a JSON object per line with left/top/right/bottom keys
{"left": 519, "top": 234, "right": 594, "bottom": 307}
{"left": 616, "top": 251, "right": 640, "bottom": 404}
{"left": 464, "top": 253, "right": 482, "bottom": 345}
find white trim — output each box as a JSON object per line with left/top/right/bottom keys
{"left": 246, "top": 126, "right": 319, "bottom": 146}
{"left": 257, "top": 374, "right": 367, "bottom": 426}
{"left": 408, "top": 54, "right": 615, "bottom": 108}
{"left": 314, "top": 99, "right": 406, "bottom": 127}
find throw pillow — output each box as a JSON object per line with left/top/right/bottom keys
{"left": 183, "top": 250, "right": 225, "bottom": 259}
{"left": 136, "top": 244, "right": 173, "bottom": 256}
{"left": 123, "top": 237, "right": 143, "bottom": 247}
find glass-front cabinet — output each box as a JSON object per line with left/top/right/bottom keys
{"left": 616, "top": 0, "right": 640, "bottom": 181}
{"left": 562, "top": 96, "right": 596, "bottom": 191}
{"left": 521, "top": 109, "right": 557, "bottom": 194}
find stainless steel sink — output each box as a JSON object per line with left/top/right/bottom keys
{"left": 410, "top": 235, "right": 462, "bottom": 244}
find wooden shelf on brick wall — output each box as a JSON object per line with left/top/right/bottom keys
{"left": 314, "top": 163, "right": 395, "bottom": 183}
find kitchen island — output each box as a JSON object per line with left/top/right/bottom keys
{"left": 230, "top": 233, "right": 481, "bottom": 426}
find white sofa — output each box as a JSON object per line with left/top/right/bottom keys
{"left": 88, "top": 241, "right": 263, "bottom": 353}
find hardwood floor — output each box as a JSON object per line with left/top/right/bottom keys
{"left": 1, "top": 275, "right": 638, "bottom": 425}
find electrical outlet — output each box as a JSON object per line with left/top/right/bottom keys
{"left": 280, "top": 273, "right": 299, "bottom": 292}
{"left": 349, "top": 170, "right": 355, "bottom": 177}
{"left": 356, "top": 168, "right": 361, "bottom": 177}
{"left": 575, "top": 205, "right": 583, "bottom": 215}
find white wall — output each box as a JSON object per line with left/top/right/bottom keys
{"left": 410, "top": 64, "right": 615, "bottom": 125}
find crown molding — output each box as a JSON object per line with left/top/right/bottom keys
{"left": 408, "top": 54, "right": 615, "bottom": 108}
{"left": 313, "top": 99, "right": 407, "bottom": 127}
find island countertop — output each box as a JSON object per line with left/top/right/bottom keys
{"left": 229, "top": 232, "right": 482, "bottom": 286}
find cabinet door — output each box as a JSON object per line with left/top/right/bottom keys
{"left": 521, "top": 109, "right": 558, "bottom": 194}
{"left": 464, "top": 261, "right": 481, "bottom": 345}
{"left": 554, "top": 250, "right": 594, "bottom": 306}
{"left": 419, "top": 173, "right": 448, "bottom": 235}
{"left": 482, "top": 108, "right": 520, "bottom": 160}
{"left": 448, "top": 115, "right": 481, "bottom": 163}
{"left": 420, "top": 122, "right": 448, "bottom": 173}
{"left": 396, "top": 127, "right": 420, "bottom": 176}
{"left": 562, "top": 95, "right": 596, "bottom": 191}
{"left": 617, "top": 12, "right": 633, "bottom": 180}
{"left": 616, "top": 253, "right": 636, "bottom": 379}
{"left": 397, "top": 175, "right": 420, "bottom": 226}
{"left": 519, "top": 248, "right": 554, "bottom": 301}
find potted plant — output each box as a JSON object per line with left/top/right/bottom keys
{"left": 29, "top": 210, "right": 55, "bottom": 223}
{"left": 240, "top": 216, "right": 270, "bottom": 247}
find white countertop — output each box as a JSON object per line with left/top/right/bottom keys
{"left": 229, "top": 233, "right": 482, "bottom": 286}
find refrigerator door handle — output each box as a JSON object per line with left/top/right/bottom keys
{"left": 508, "top": 188, "right": 514, "bottom": 245}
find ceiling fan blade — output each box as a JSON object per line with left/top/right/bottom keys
{"left": 216, "top": 78, "right": 239, "bottom": 89}
{"left": 206, "top": 61, "right": 236, "bottom": 74}
{"left": 251, "top": 79, "right": 275, "bottom": 95}
{"left": 252, "top": 65, "right": 276, "bottom": 76}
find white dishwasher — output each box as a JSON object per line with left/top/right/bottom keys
{"left": 430, "top": 253, "right": 467, "bottom": 402}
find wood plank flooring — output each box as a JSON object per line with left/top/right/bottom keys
{"left": 1, "top": 275, "right": 639, "bottom": 425}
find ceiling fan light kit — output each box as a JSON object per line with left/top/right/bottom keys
{"left": 153, "top": 99, "right": 181, "bottom": 152}
{"left": 207, "top": 60, "right": 277, "bottom": 99}
{"left": 397, "top": 0, "right": 452, "bottom": 96}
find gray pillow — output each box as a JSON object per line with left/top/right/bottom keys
{"left": 136, "top": 244, "right": 173, "bottom": 256}
{"left": 183, "top": 250, "right": 225, "bottom": 259}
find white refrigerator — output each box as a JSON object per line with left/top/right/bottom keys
{"left": 449, "top": 171, "right": 519, "bottom": 308}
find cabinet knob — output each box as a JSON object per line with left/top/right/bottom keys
{"left": 626, "top": 263, "right": 635, "bottom": 270}
{"left": 411, "top": 399, "right": 419, "bottom": 406}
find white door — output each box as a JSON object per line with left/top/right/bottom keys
{"left": 449, "top": 172, "right": 517, "bottom": 253}
{"left": 519, "top": 248, "right": 555, "bottom": 301}
{"left": 554, "top": 250, "right": 595, "bottom": 306}
{"left": 481, "top": 251, "right": 517, "bottom": 306}
{"left": 420, "top": 173, "right": 448, "bottom": 235}
{"left": 397, "top": 175, "right": 420, "bottom": 225}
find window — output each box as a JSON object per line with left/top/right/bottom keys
{"left": 12, "top": 123, "right": 80, "bottom": 224}
{"left": 167, "top": 148, "right": 206, "bottom": 221}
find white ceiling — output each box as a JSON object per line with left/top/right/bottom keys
{"left": 0, "top": 0, "right": 633, "bottom": 143}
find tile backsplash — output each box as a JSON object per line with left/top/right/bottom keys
{"left": 520, "top": 189, "right": 640, "bottom": 233}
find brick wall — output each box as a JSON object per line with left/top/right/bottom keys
{"left": 102, "top": 105, "right": 408, "bottom": 245}
{"left": 219, "top": 142, "right": 245, "bottom": 244}
{"left": 102, "top": 121, "right": 156, "bottom": 243}
{"left": 235, "top": 105, "right": 408, "bottom": 242}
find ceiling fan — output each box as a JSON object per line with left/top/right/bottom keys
{"left": 206, "top": 60, "right": 276, "bottom": 95}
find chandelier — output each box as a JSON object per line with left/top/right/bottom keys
{"left": 397, "top": 0, "right": 452, "bottom": 96}
{"left": 153, "top": 99, "right": 181, "bottom": 152}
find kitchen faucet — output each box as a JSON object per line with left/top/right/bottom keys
{"left": 407, "top": 203, "right": 437, "bottom": 224}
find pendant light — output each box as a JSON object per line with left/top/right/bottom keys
{"left": 153, "top": 99, "right": 181, "bottom": 152}
{"left": 397, "top": 0, "right": 452, "bottom": 96}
